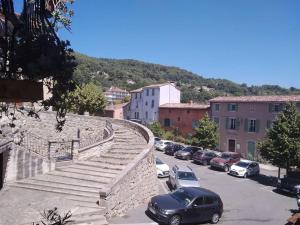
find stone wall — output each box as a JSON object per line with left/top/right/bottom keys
{"left": 3, "top": 143, "right": 55, "bottom": 185}
{"left": 100, "top": 120, "right": 159, "bottom": 218}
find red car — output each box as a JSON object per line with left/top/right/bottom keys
{"left": 210, "top": 152, "right": 241, "bottom": 172}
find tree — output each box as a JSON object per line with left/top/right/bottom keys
{"left": 192, "top": 114, "right": 218, "bottom": 149}
{"left": 148, "top": 122, "right": 164, "bottom": 138}
{"left": 258, "top": 102, "right": 300, "bottom": 177}
{"left": 68, "top": 83, "right": 106, "bottom": 115}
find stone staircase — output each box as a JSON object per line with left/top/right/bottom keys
{"left": 8, "top": 125, "right": 148, "bottom": 225}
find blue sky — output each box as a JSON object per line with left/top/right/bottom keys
{"left": 54, "top": 1, "right": 299, "bottom": 88}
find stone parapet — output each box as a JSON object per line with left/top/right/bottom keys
{"left": 99, "top": 119, "right": 159, "bottom": 218}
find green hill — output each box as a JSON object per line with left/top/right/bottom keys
{"left": 73, "top": 53, "right": 300, "bottom": 103}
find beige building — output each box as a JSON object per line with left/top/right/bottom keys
{"left": 210, "top": 95, "right": 300, "bottom": 159}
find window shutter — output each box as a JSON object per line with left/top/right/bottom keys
{"left": 236, "top": 118, "right": 240, "bottom": 130}
{"left": 244, "top": 118, "right": 248, "bottom": 132}
{"left": 225, "top": 117, "right": 229, "bottom": 129}
{"left": 267, "top": 120, "right": 271, "bottom": 129}
{"left": 256, "top": 120, "right": 260, "bottom": 133}
{"left": 268, "top": 103, "right": 273, "bottom": 112}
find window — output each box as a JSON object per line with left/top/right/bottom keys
{"left": 193, "top": 197, "right": 204, "bottom": 206}
{"left": 230, "top": 118, "right": 236, "bottom": 130}
{"left": 140, "top": 93, "right": 142, "bottom": 99}
{"left": 134, "top": 112, "right": 139, "bottom": 119}
{"left": 146, "top": 89, "right": 149, "bottom": 96}
{"left": 228, "top": 103, "right": 238, "bottom": 111}
{"left": 187, "top": 110, "right": 190, "bottom": 114}
{"left": 274, "top": 104, "right": 280, "bottom": 112}
{"left": 204, "top": 197, "right": 214, "bottom": 205}
{"left": 164, "top": 118, "right": 171, "bottom": 127}
{"left": 136, "top": 102, "right": 138, "bottom": 108}
{"left": 135, "top": 93, "right": 137, "bottom": 99}
{"left": 269, "top": 103, "right": 283, "bottom": 112}
{"left": 245, "top": 119, "right": 260, "bottom": 132}
{"left": 145, "top": 101, "right": 148, "bottom": 106}
{"left": 192, "top": 120, "right": 199, "bottom": 129}
{"left": 226, "top": 118, "right": 239, "bottom": 130}
{"left": 151, "top": 100, "right": 154, "bottom": 108}
{"left": 178, "top": 117, "right": 180, "bottom": 121}
{"left": 145, "top": 111, "right": 148, "bottom": 119}
{"left": 213, "top": 117, "right": 219, "bottom": 126}
{"left": 214, "top": 104, "right": 220, "bottom": 111}
{"left": 152, "top": 88, "right": 155, "bottom": 96}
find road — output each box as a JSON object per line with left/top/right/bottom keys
{"left": 109, "top": 151, "right": 297, "bottom": 225}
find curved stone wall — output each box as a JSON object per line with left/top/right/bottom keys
{"left": 100, "top": 119, "right": 159, "bottom": 218}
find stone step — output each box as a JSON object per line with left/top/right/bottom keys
{"left": 106, "top": 150, "right": 141, "bottom": 155}
{"left": 31, "top": 174, "right": 106, "bottom": 189}
{"left": 49, "top": 171, "right": 112, "bottom": 184}
{"left": 18, "top": 179, "right": 101, "bottom": 194}
{"left": 76, "top": 161, "right": 124, "bottom": 171}
{"left": 89, "top": 157, "right": 131, "bottom": 166}
{"left": 11, "top": 182, "right": 99, "bottom": 198}
{"left": 99, "top": 153, "right": 135, "bottom": 160}
{"left": 65, "top": 195, "right": 100, "bottom": 206}
{"left": 64, "top": 164, "right": 119, "bottom": 175}
{"left": 71, "top": 214, "right": 107, "bottom": 225}
{"left": 72, "top": 206, "right": 106, "bottom": 217}
{"left": 56, "top": 167, "right": 116, "bottom": 179}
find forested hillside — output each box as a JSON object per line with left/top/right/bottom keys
{"left": 73, "top": 53, "right": 300, "bottom": 103}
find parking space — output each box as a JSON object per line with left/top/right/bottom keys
{"left": 109, "top": 150, "right": 297, "bottom": 225}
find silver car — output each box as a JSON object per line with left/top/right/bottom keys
{"left": 168, "top": 165, "right": 200, "bottom": 189}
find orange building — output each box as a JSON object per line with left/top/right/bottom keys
{"left": 159, "top": 103, "right": 210, "bottom": 137}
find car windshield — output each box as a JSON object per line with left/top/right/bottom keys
{"left": 156, "top": 158, "right": 164, "bottom": 165}
{"left": 182, "top": 148, "right": 192, "bottom": 152}
{"left": 178, "top": 171, "right": 197, "bottom": 181}
{"left": 235, "top": 161, "right": 250, "bottom": 168}
{"left": 171, "top": 189, "right": 193, "bottom": 206}
{"left": 195, "top": 151, "right": 203, "bottom": 155}
{"left": 221, "top": 153, "right": 231, "bottom": 159}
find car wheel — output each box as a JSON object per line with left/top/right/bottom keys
{"left": 211, "top": 213, "right": 220, "bottom": 224}
{"left": 203, "top": 160, "right": 208, "bottom": 166}
{"left": 224, "top": 165, "right": 229, "bottom": 172}
{"left": 169, "top": 214, "right": 181, "bottom": 225}
{"left": 243, "top": 172, "right": 248, "bottom": 178}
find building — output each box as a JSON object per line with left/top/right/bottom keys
{"left": 159, "top": 102, "right": 210, "bottom": 137}
{"left": 97, "top": 103, "right": 128, "bottom": 119}
{"left": 210, "top": 95, "right": 300, "bottom": 159}
{"left": 104, "top": 86, "right": 130, "bottom": 103}
{"left": 128, "top": 83, "right": 180, "bottom": 124}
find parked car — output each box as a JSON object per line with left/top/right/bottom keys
{"left": 193, "top": 150, "right": 219, "bottom": 166}
{"left": 169, "top": 165, "right": 200, "bottom": 189}
{"left": 174, "top": 146, "right": 202, "bottom": 160}
{"left": 156, "top": 140, "right": 173, "bottom": 151}
{"left": 277, "top": 171, "right": 300, "bottom": 195}
{"left": 228, "top": 159, "right": 260, "bottom": 178}
{"left": 147, "top": 187, "right": 223, "bottom": 225}
{"left": 154, "top": 137, "right": 161, "bottom": 148}
{"left": 164, "top": 144, "right": 185, "bottom": 156}
{"left": 210, "top": 152, "right": 241, "bottom": 172}
{"left": 156, "top": 157, "right": 170, "bottom": 178}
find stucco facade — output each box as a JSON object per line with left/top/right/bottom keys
{"left": 128, "top": 83, "right": 180, "bottom": 124}
{"left": 159, "top": 103, "right": 210, "bottom": 137}
{"left": 210, "top": 95, "right": 300, "bottom": 159}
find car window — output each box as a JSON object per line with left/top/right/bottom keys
{"left": 177, "top": 171, "right": 197, "bottom": 181}
{"left": 204, "top": 197, "right": 214, "bottom": 205}
{"left": 156, "top": 158, "right": 164, "bottom": 165}
{"left": 171, "top": 189, "right": 193, "bottom": 206}
{"left": 193, "top": 197, "right": 204, "bottom": 206}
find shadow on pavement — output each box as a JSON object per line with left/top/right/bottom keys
{"left": 248, "top": 173, "right": 278, "bottom": 187}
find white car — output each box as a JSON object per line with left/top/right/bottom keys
{"left": 156, "top": 140, "right": 172, "bottom": 151}
{"left": 156, "top": 157, "right": 170, "bottom": 178}
{"left": 229, "top": 159, "right": 260, "bottom": 178}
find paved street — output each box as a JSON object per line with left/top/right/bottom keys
{"left": 109, "top": 150, "right": 297, "bottom": 225}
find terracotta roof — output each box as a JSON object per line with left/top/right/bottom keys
{"left": 209, "top": 95, "right": 300, "bottom": 103}
{"left": 130, "top": 88, "right": 143, "bottom": 93}
{"left": 159, "top": 103, "right": 210, "bottom": 109}
{"left": 106, "top": 86, "right": 128, "bottom": 93}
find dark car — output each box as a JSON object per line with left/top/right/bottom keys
{"left": 193, "top": 150, "right": 219, "bottom": 166}
{"left": 277, "top": 171, "right": 300, "bottom": 195}
{"left": 147, "top": 187, "right": 223, "bottom": 225}
{"left": 174, "top": 146, "right": 202, "bottom": 160}
{"left": 165, "top": 144, "right": 185, "bottom": 156}
{"left": 210, "top": 152, "right": 241, "bottom": 172}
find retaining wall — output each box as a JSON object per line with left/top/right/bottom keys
{"left": 100, "top": 119, "right": 159, "bottom": 218}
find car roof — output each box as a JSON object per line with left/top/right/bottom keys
{"left": 174, "top": 164, "right": 193, "bottom": 172}
{"left": 222, "top": 151, "right": 240, "bottom": 155}
{"left": 181, "top": 187, "right": 219, "bottom": 198}
{"left": 239, "top": 159, "right": 256, "bottom": 164}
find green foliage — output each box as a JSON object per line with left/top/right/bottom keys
{"left": 258, "top": 103, "right": 300, "bottom": 173}
{"left": 162, "top": 131, "right": 174, "bottom": 140}
{"left": 122, "top": 95, "right": 131, "bottom": 103}
{"left": 73, "top": 53, "right": 300, "bottom": 103}
{"left": 68, "top": 83, "right": 106, "bottom": 115}
{"left": 148, "top": 122, "right": 165, "bottom": 137}
{"left": 33, "top": 207, "right": 72, "bottom": 225}
{"left": 192, "top": 114, "right": 218, "bottom": 149}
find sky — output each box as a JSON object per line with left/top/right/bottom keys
{"left": 50, "top": 1, "right": 300, "bottom": 88}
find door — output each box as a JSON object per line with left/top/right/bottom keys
{"left": 0, "top": 153, "right": 3, "bottom": 190}
{"left": 247, "top": 141, "right": 255, "bottom": 160}
{"left": 228, "top": 139, "right": 235, "bottom": 152}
